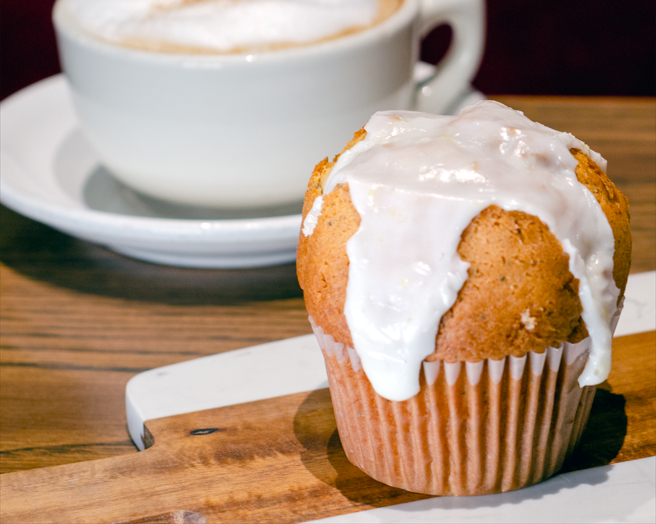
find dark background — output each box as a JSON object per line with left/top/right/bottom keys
{"left": 1, "top": 0, "right": 655, "bottom": 101}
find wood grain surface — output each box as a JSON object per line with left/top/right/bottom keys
{"left": 1, "top": 97, "right": 655, "bottom": 517}
{"left": 1, "top": 331, "right": 654, "bottom": 524}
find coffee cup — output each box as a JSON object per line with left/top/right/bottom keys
{"left": 53, "top": 0, "right": 484, "bottom": 209}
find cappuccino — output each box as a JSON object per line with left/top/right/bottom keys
{"left": 61, "top": 0, "right": 403, "bottom": 54}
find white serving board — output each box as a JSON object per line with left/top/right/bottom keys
{"left": 126, "top": 270, "right": 656, "bottom": 523}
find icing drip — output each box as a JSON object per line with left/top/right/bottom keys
{"left": 302, "top": 195, "right": 323, "bottom": 237}
{"left": 307, "top": 101, "right": 619, "bottom": 401}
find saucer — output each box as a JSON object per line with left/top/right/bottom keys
{"left": 0, "top": 75, "right": 304, "bottom": 268}
{"left": 0, "top": 73, "right": 485, "bottom": 268}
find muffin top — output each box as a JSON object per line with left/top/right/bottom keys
{"left": 297, "top": 101, "right": 631, "bottom": 401}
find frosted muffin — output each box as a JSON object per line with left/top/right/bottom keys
{"left": 297, "top": 101, "right": 631, "bottom": 496}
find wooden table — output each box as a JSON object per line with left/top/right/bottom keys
{"left": 1, "top": 96, "right": 655, "bottom": 506}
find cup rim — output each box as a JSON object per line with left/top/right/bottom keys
{"left": 53, "top": 0, "right": 418, "bottom": 65}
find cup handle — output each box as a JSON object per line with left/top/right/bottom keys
{"left": 414, "top": 0, "right": 486, "bottom": 115}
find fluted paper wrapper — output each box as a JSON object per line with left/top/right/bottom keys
{"left": 309, "top": 308, "right": 622, "bottom": 496}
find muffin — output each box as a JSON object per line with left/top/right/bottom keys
{"left": 297, "top": 101, "right": 631, "bottom": 496}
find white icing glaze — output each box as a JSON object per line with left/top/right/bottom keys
{"left": 302, "top": 195, "right": 323, "bottom": 237}
{"left": 307, "top": 101, "right": 619, "bottom": 401}
{"left": 64, "top": 0, "right": 379, "bottom": 52}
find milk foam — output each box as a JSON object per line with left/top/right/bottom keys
{"left": 303, "top": 101, "right": 619, "bottom": 401}
{"left": 64, "top": 0, "right": 380, "bottom": 52}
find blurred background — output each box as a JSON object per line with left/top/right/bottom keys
{"left": 1, "top": 0, "right": 655, "bottom": 101}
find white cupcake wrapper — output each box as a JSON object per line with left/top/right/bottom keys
{"left": 309, "top": 304, "right": 623, "bottom": 496}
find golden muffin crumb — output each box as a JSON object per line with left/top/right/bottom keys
{"left": 296, "top": 130, "right": 631, "bottom": 362}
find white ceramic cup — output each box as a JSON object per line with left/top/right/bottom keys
{"left": 53, "top": 0, "right": 484, "bottom": 209}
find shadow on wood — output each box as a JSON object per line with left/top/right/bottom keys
{"left": 0, "top": 205, "right": 303, "bottom": 306}
{"left": 561, "top": 388, "right": 628, "bottom": 473}
{"left": 293, "top": 388, "right": 430, "bottom": 508}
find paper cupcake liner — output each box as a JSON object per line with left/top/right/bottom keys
{"left": 309, "top": 308, "right": 621, "bottom": 496}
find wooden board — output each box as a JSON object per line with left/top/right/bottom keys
{"left": 1, "top": 331, "right": 654, "bottom": 524}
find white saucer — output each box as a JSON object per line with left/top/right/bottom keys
{"left": 0, "top": 75, "right": 306, "bottom": 268}
{"left": 0, "top": 73, "right": 485, "bottom": 269}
